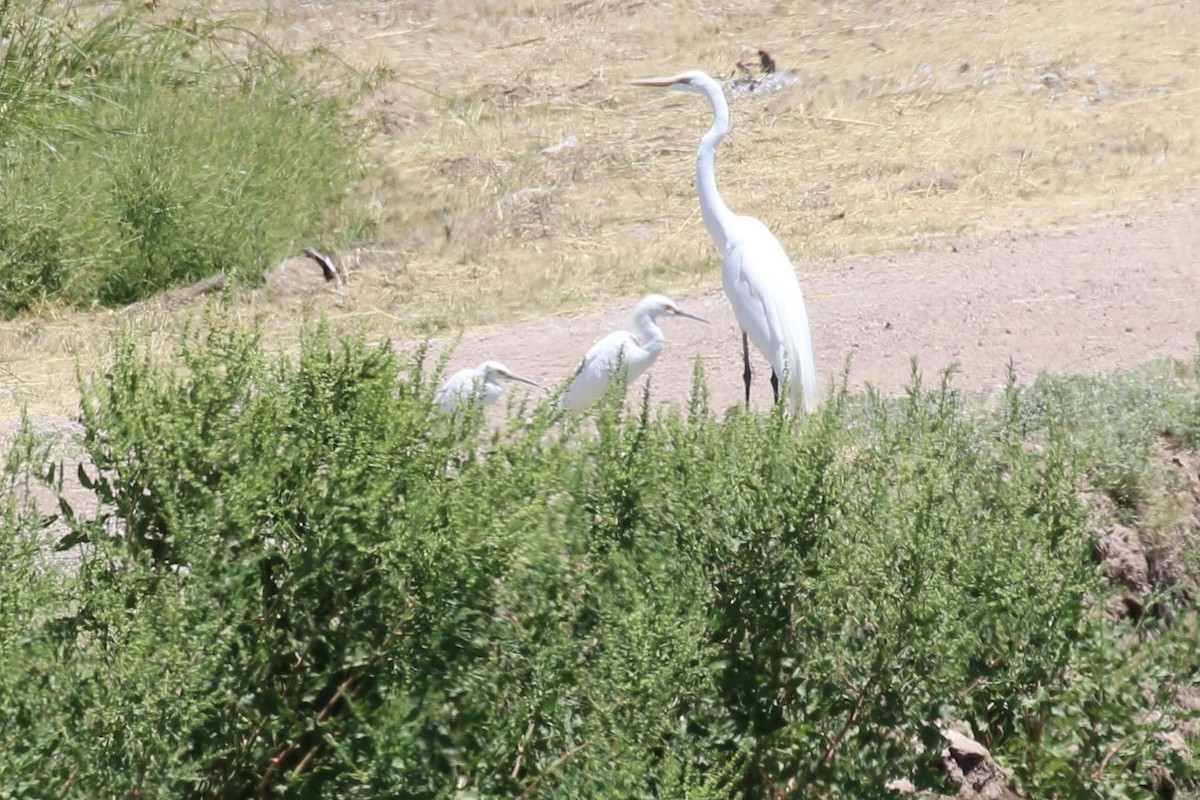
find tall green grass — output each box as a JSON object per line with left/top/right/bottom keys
{"left": 0, "top": 320, "right": 1197, "bottom": 797}
{"left": 0, "top": 0, "right": 369, "bottom": 316}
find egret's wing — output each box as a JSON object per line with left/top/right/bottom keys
{"left": 722, "top": 243, "right": 774, "bottom": 362}
{"left": 722, "top": 217, "right": 817, "bottom": 413}
{"left": 563, "top": 331, "right": 638, "bottom": 412}
{"left": 436, "top": 368, "right": 480, "bottom": 413}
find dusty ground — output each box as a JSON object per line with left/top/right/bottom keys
{"left": 7, "top": 190, "right": 1197, "bottom": 437}
{"left": 424, "top": 191, "right": 1200, "bottom": 416}
{"left": 5, "top": 0, "right": 1199, "bottom": 417}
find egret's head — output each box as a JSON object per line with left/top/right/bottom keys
{"left": 477, "top": 360, "right": 508, "bottom": 377}
{"left": 478, "top": 361, "right": 541, "bottom": 388}
{"left": 628, "top": 69, "right": 714, "bottom": 95}
{"left": 637, "top": 294, "right": 710, "bottom": 324}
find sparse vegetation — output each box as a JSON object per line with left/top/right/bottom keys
{"left": 3, "top": 0, "right": 1200, "bottom": 415}
{"left": 0, "top": 0, "right": 369, "bottom": 317}
{"left": 0, "top": 2, "right": 1197, "bottom": 795}
{"left": 0, "top": 321, "right": 1195, "bottom": 797}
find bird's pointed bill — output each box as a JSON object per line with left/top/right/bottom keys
{"left": 628, "top": 76, "right": 682, "bottom": 87}
{"left": 500, "top": 370, "right": 541, "bottom": 388}
{"left": 672, "top": 308, "right": 711, "bottom": 324}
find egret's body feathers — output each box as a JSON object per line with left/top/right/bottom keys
{"left": 721, "top": 215, "right": 818, "bottom": 413}
{"left": 435, "top": 360, "right": 539, "bottom": 414}
{"left": 630, "top": 69, "right": 818, "bottom": 413}
{"left": 561, "top": 294, "right": 708, "bottom": 414}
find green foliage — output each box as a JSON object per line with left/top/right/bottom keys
{"left": 1013, "top": 360, "right": 1200, "bottom": 512}
{"left": 1, "top": 324, "right": 1197, "bottom": 797}
{"left": 0, "top": 0, "right": 369, "bottom": 315}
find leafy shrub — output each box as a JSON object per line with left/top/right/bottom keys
{"left": 0, "top": 0, "right": 369, "bottom": 316}
{"left": 0, "top": 323, "right": 1196, "bottom": 797}
{"left": 1002, "top": 350, "right": 1200, "bottom": 514}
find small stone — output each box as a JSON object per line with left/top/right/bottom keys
{"left": 541, "top": 135, "right": 579, "bottom": 155}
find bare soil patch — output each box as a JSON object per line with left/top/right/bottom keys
{"left": 424, "top": 192, "right": 1200, "bottom": 415}
{"left": 4, "top": 0, "right": 1199, "bottom": 417}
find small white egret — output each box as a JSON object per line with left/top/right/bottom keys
{"left": 560, "top": 294, "right": 709, "bottom": 414}
{"left": 629, "top": 70, "right": 818, "bottom": 414}
{"left": 436, "top": 361, "right": 540, "bottom": 414}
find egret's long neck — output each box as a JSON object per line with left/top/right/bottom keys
{"left": 633, "top": 313, "right": 665, "bottom": 348}
{"left": 696, "top": 81, "right": 736, "bottom": 251}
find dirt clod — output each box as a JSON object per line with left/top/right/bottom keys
{"left": 888, "top": 727, "right": 1024, "bottom": 799}
{"left": 1094, "top": 523, "right": 1150, "bottom": 593}
{"left": 904, "top": 170, "right": 959, "bottom": 195}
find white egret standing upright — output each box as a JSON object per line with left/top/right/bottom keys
{"left": 436, "top": 361, "right": 540, "bottom": 414}
{"left": 561, "top": 294, "right": 709, "bottom": 413}
{"left": 629, "top": 70, "right": 818, "bottom": 413}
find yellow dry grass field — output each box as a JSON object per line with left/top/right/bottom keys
{"left": 2, "top": 0, "right": 1198, "bottom": 416}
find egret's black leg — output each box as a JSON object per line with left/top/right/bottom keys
{"left": 770, "top": 370, "right": 780, "bottom": 404}
{"left": 741, "top": 330, "right": 752, "bottom": 407}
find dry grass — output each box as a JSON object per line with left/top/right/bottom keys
{"left": 3, "top": 0, "right": 1198, "bottom": 416}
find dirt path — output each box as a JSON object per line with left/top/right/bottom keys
{"left": 424, "top": 193, "right": 1200, "bottom": 414}
{"left": 7, "top": 193, "right": 1199, "bottom": 439}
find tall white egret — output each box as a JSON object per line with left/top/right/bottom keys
{"left": 561, "top": 294, "right": 709, "bottom": 413}
{"left": 629, "top": 70, "right": 818, "bottom": 413}
{"left": 436, "top": 361, "right": 540, "bottom": 414}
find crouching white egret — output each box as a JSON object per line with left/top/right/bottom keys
{"left": 560, "top": 294, "right": 708, "bottom": 414}
{"left": 629, "top": 69, "right": 818, "bottom": 414}
{"left": 436, "top": 361, "right": 540, "bottom": 414}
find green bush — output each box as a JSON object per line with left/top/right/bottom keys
{"left": 0, "top": 0, "right": 368, "bottom": 315}
{"left": 0, "top": 322, "right": 1197, "bottom": 797}
{"left": 1013, "top": 357, "right": 1200, "bottom": 513}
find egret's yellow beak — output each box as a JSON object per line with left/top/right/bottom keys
{"left": 628, "top": 76, "right": 684, "bottom": 87}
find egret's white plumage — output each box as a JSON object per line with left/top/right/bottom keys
{"left": 436, "top": 360, "right": 539, "bottom": 414}
{"left": 561, "top": 294, "right": 708, "bottom": 413}
{"left": 629, "top": 70, "right": 818, "bottom": 414}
